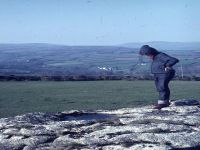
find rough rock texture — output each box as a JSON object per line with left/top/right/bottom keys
{"left": 0, "top": 99, "right": 200, "bottom": 150}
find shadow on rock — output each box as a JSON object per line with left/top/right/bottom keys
{"left": 57, "top": 111, "right": 117, "bottom": 121}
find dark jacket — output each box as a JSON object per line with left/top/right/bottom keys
{"left": 151, "top": 52, "right": 179, "bottom": 74}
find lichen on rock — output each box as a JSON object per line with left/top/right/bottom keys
{"left": 0, "top": 99, "right": 200, "bottom": 150}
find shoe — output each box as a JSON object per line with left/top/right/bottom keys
{"left": 153, "top": 104, "right": 169, "bottom": 109}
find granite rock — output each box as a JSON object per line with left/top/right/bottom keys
{"left": 0, "top": 99, "right": 200, "bottom": 150}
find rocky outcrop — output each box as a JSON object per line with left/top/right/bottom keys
{"left": 0, "top": 99, "right": 200, "bottom": 150}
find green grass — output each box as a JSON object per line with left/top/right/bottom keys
{"left": 0, "top": 80, "right": 199, "bottom": 118}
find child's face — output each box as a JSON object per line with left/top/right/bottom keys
{"left": 147, "top": 55, "right": 154, "bottom": 59}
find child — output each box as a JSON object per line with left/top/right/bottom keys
{"left": 139, "top": 45, "right": 179, "bottom": 109}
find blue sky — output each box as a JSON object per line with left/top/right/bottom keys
{"left": 0, "top": 0, "right": 199, "bottom": 45}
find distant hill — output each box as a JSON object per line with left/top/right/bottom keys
{"left": 0, "top": 43, "right": 137, "bottom": 76}
{"left": 121, "top": 41, "right": 200, "bottom": 50}
{"left": 0, "top": 43, "right": 199, "bottom": 76}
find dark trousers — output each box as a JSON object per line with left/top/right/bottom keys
{"left": 154, "top": 70, "right": 175, "bottom": 104}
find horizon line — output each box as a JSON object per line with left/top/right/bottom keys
{"left": 1, "top": 41, "right": 200, "bottom": 46}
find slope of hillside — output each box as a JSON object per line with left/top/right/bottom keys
{"left": 0, "top": 43, "right": 199, "bottom": 76}
{"left": 121, "top": 41, "right": 200, "bottom": 50}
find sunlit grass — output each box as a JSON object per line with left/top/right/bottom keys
{"left": 0, "top": 80, "right": 199, "bottom": 118}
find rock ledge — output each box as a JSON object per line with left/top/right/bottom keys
{"left": 0, "top": 99, "right": 200, "bottom": 150}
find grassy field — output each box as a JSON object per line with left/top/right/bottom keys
{"left": 0, "top": 80, "right": 199, "bottom": 118}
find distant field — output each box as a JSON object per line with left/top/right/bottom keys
{"left": 0, "top": 80, "right": 199, "bottom": 118}
{"left": 0, "top": 44, "right": 199, "bottom": 76}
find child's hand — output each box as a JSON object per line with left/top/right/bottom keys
{"left": 165, "top": 66, "right": 172, "bottom": 72}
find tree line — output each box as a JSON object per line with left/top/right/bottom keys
{"left": 0, "top": 75, "right": 199, "bottom": 81}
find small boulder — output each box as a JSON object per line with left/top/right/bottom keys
{"left": 171, "top": 99, "right": 200, "bottom": 106}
